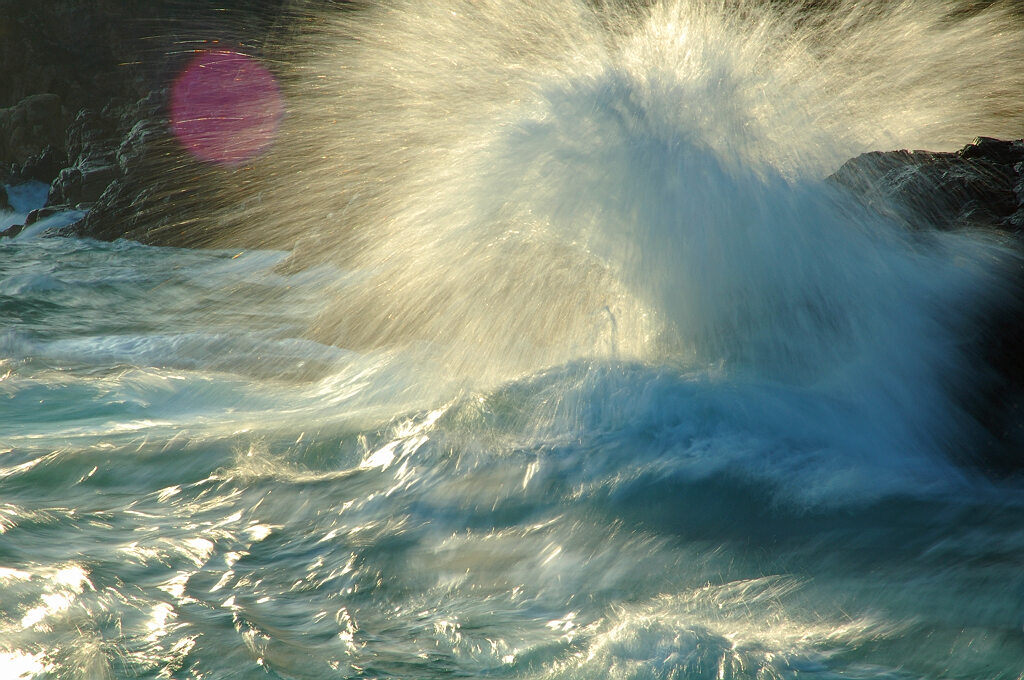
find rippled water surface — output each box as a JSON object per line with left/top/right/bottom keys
{"left": 1, "top": 237, "right": 1023, "bottom": 679}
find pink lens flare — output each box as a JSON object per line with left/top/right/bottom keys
{"left": 170, "top": 50, "right": 284, "bottom": 166}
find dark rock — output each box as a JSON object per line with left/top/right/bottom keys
{"left": 44, "top": 89, "right": 173, "bottom": 215}
{"left": 0, "top": 184, "right": 10, "bottom": 212}
{"left": 960, "top": 136, "right": 1024, "bottom": 165}
{"left": 61, "top": 86, "right": 245, "bottom": 247}
{"left": 25, "top": 207, "right": 64, "bottom": 226}
{"left": 75, "top": 163, "right": 185, "bottom": 243}
{"left": 77, "top": 157, "right": 122, "bottom": 204}
{"left": 0, "top": 1, "right": 294, "bottom": 113}
{"left": 973, "top": 270, "right": 1024, "bottom": 478}
{"left": 48, "top": 166, "right": 81, "bottom": 207}
{"left": 0, "top": 223, "right": 24, "bottom": 239}
{"left": 17, "top": 145, "right": 67, "bottom": 184}
{"left": 64, "top": 108, "right": 118, "bottom": 169}
{"left": 0, "top": 94, "right": 66, "bottom": 167}
{"left": 48, "top": 152, "right": 122, "bottom": 208}
{"left": 122, "top": 90, "right": 165, "bottom": 130}
{"left": 0, "top": 0, "right": 296, "bottom": 244}
{"left": 117, "top": 117, "right": 167, "bottom": 173}
{"left": 73, "top": 177, "right": 157, "bottom": 242}
{"left": 828, "top": 137, "right": 1024, "bottom": 233}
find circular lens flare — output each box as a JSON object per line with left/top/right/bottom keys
{"left": 170, "top": 50, "right": 284, "bottom": 166}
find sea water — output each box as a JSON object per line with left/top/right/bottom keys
{"left": 3, "top": 1, "right": 1024, "bottom": 678}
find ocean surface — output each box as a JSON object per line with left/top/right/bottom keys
{"left": 1, "top": 222, "right": 1023, "bottom": 680}
{"left": 4, "top": 1, "right": 1024, "bottom": 678}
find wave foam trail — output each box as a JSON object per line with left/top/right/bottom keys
{"left": 191, "top": 1, "right": 1024, "bottom": 468}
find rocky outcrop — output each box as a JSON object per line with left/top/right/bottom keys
{"left": 0, "top": 79, "right": 241, "bottom": 242}
{"left": 828, "top": 137, "right": 1024, "bottom": 234}
{"left": 71, "top": 116, "right": 184, "bottom": 242}
{"left": 0, "top": 94, "right": 66, "bottom": 170}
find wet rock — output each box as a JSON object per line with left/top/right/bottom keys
{"left": 75, "top": 161, "right": 184, "bottom": 243}
{"left": 0, "top": 223, "right": 24, "bottom": 239}
{"left": 0, "top": 184, "right": 10, "bottom": 212}
{"left": 0, "top": 0, "right": 295, "bottom": 242}
{"left": 25, "top": 206, "right": 65, "bottom": 226}
{"left": 63, "top": 87, "right": 245, "bottom": 246}
{"left": 828, "top": 137, "right": 1024, "bottom": 233}
{"left": 48, "top": 167, "right": 80, "bottom": 207}
{"left": 0, "top": 94, "right": 66, "bottom": 167}
{"left": 974, "top": 280, "right": 1024, "bottom": 478}
{"left": 77, "top": 156, "right": 122, "bottom": 204}
{"left": 117, "top": 117, "right": 167, "bottom": 173}
{"left": 48, "top": 155, "right": 122, "bottom": 208}
{"left": 67, "top": 94, "right": 185, "bottom": 241}
{"left": 122, "top": 90, "right": 165, "bottom": 130}
{"left": 16, "top": 145, "right": 67, "bottom": 184}
{"left": 44, "top": 89, "right": 175, "bottom": 218}
{"left": 64, "top": 108, "right": 118, "bottom": 169}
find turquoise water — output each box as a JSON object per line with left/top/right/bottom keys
{"left": 1, "top": 236, "right": 1023, "bottom": 679}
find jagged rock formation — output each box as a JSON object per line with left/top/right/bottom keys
{"left": 0, "top": 93, "right": 65, "bottom": 172}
